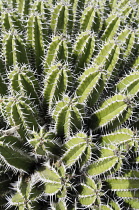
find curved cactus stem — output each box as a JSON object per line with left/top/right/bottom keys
{"left": 50, "top": 3, "right": 65, "bottom": 34}
{"left": 16, "top": 0, "right": 33, "bottom": 17}
{"left": 38, "top": 164, "right": 68, "bottom": 196}
{"left": 111, "top": 0, "right": 132, "bottom": 20}
{"left": 117, "top": 28, "right": 131, "bottom": 43}
{"left": 1, "top": 11, "right": 13, "bottom": 31}
{"left": 8, "top": 65, "right": 41, "bottom": 106}
{"left": 105, "top": 45, "right": 121, "bottom": 80}
{"left": 123, "top": 31, "right": 137, "bottom": 60}
{"left": 52, "top": 96, "right": 84, "bottom": 137}
{"left": 2, "top": 30, "right": 28, "bottom": 69}
{"left": 91, "top": 94, "right": 132, "bottom": 131}
{"left": 44, "top": 35, "right": 72, "bottom": 72}
{"left": 87, "top": 145, "right": 124, "bottom": 176}
{"left": 106, "top": 177, "right": 139, "bottom": 191}
{"left": 78, "top": 176, "right": 98, "bottom": 206}
{"left": 100, "top": 128, "right": 134, "bottom": 146}
{"left": 69, "top": 0, "right": 86, "bottom": 35}
{"left": 0, "top": 0, "right": 139, "bottom": 208}
{"left": 62, "top": 132, "right": 93, "bottom": 167}
{"left": 115, "top": 71, "right": 139, "bottom": 98}
{"left": 0, "top": 139, "right": 35, "bottom": 172}
{"left": 1, "top": 9, "right": 24, "bottom": 32}
{"left": 43, "top": 36, "right": 61, "bottom": 71}
{"left": 6, "top": 175, "right": 43, "bottom": 209}
{"left": 26, "top": 13, "right": 45, "bottom": 73}
{"left": 72, "top": 31, "right": 95, "bottom": 73}
{"left": 2, "top": 95, "right": 39, "bottom": 140}
{"left": 76, "top": 68, "right": 104, "bottom": 106}
{"left": 101, "top": 15, "right": 121, "bottom": 41}
{"left": 87, "top": 156, "right": 119, "bottom": 176}
{"left": 117, "top": 190, "right": 139, "bottom": 199}
{"left": 92, "top": 40, "right": 119, "bottom": 76}
{"left": 50, "top": 2, "right": 73, "bottom": 35}
{"left": 79, "top": 184, "right": 97, "bottom": 206}
{"left": 79, "top": 5, "right": 101, "bottom": 33}
{"left": 0, "top": 135, "right": 22, "bottom": 148}
{"left": 43, "top": 62, "right": 72, "bottom": 113}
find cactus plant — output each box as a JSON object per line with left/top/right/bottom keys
{"left": 0, "top": 0, "right": 139, "bottom": 209}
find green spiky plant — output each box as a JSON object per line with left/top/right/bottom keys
{"left": 0, "top": 0, "right": 139, "bottom": 209}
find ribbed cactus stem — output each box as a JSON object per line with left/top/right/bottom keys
{"left": 0, "top": 0, "right": 138, "bottom": 209}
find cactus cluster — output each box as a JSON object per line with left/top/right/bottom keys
{"left": 0, "top": 0, "right": 139, "bottom": 209}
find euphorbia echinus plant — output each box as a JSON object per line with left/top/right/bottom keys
{"left": 0, "top": 0, "right": 139, "bottom": 209}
